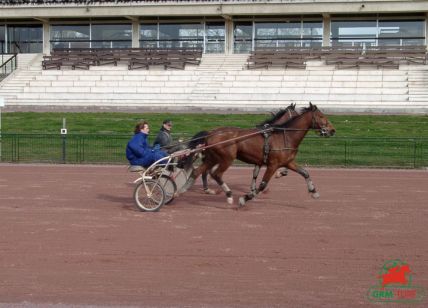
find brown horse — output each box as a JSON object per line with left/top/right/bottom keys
{"left": 187, "top": 104, "right": 299, "bottom": 194}
{"left": 183, "top": 103, "right": 336, "bottom": 206}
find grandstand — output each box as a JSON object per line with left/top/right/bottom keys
{"left": 1, "top": 0, "right": 428, "bottom": 113}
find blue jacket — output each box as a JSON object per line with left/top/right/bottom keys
{"left": 126, "top": 132, "right": 167, "bottom": 167}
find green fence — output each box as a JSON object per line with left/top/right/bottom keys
{"left": 0, "top": 133, "right": 427, "bottom": 168}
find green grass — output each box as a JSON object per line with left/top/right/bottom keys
{"left": 1, "top": 112, "right": 428, "bottom": 167}
{"left": 2, "top": 112, "right": 428, "bottom": 138}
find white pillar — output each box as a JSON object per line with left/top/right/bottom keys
{"left": 323, "top": 15, "right": 331, "bottom": 47}
{"left": 132, "top": 20, "right": 140, "bottom": 48}
{"left": 43, "top": 21, "right": 50, "bottom": 55}
{"left": 225, "top": 19, "right": 234, "bottom": 54}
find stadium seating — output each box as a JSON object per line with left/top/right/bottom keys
{"left": 42, "top": 48, "right": 203, "bottom": 70}
{"left": 2, "top": 51, "right": 428, "bottom": 113}
{"left": 248, "top": 46, "right": 427, "bottom": 70}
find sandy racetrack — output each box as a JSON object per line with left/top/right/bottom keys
{"left": 0, "top": 164, "right": 427, "bottom": 307}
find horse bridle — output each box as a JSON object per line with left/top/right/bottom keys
{"left": 311, "top": 110, "right": 329, "bottom": 136}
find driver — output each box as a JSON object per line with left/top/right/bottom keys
{"left": 126, "top": 121, "right": 167, "bottom": 168}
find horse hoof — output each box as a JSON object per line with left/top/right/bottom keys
{"left": 238, "top": 197, "right": 246, "bottom": 207}
{"left": 312, "top": 192, "right": 320, "bottom": 199}
{"left": 275, "top": 169, "right": 288, "bottom": 178}
{"left": 227, "top": 197, "right": 234, "bottom": 205}
{"left": 204, "top": 188, "right": 216, "bottom": 195}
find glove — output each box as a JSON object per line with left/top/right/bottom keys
{"left": 153, "top": 144, "right": 160, "bottom": 151}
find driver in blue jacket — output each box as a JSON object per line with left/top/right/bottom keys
{"left": 126, "top": 121, "right": 167, "bottom": 167}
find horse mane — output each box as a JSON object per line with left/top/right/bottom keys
{"left": 273, "top": 103, "right": 318, "bottom": 128}
{"left": 258, "top": 103, "right": 296, "bottom": 127}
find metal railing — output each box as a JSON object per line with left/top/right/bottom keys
{"left": 0, "top": 134, "right": 427, "bottom": 168}
{"left": 0, "top": 53, "right": 18, "bottom": 80}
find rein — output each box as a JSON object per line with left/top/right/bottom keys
{"left": 171, "top": 127, "right": 274, "bottom": 158}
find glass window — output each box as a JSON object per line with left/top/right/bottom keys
{"left": 158, "top": 23, "right": 203, "bottom": 49}
{"left": 7, "top": 25, "right": 43, "bottom": 53}
{"left": 277, "top": 22, "right": 301, "bottom": 38}
{"left": 141, "top": 22, "right": 223, "bottom": 52}
{"left": 378, "top": 19, "right": 425, "bottom": 46}
{"left": 256, "top": 22, "right": 285, "bottom": 48}
{"left": 331, "top": 19, "right": 425, "bottom": 47}
{"left": 254, "top": 21, "right": 322, "bottom": 48}
{"left": 206, "top": 22, "right": 225, "bottom": 53}
{"left": 140, "top": 24, "right": 158, "bottom": 48}
{"left": 331, "top": 20, "right": 377, "bottom": 47}
{"left": 234, "top": 22, "right": 253, "bottom": 53}
{"left": 0, "top": 25, "right": 5, "bottom": 53}
{"left": 91, "top": 24, "right": 132, "bottom": 48}
{"left": 50, "top": 24, "right": 90, "bottom": 49}
{"left": 302, "top": 21, "right": 323, "bottom": 47}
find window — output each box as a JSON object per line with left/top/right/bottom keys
{"left": 51, "top": 24, "right": 90, "bottom": 49}
{"left": 234, "top": 22, "right": 252, "bottom": 53}
{"left": 140, "top": 23, "right": 205, "bottom": 50}
{"left": 206, "top": 22, "right": 225, "bottom": 53}
{"left": 158, "top": 23, "right": 203, "bottom": 49}
{"left": 7, "top": 25, "right": 43, "bottom": 53}
{"left": 91, "top": 24, "right": 132, "bottom": 48}
{"left": 140, "top": 24, "right": 158, "bottom": 48}
{"left": 252, "top": 20, "right": 322, "bottom": 49}
{"left": 302, "top": 21, "right": 323, "bottom": 47}
{"left": 378, "top": 20, "right": 425, "bottom": 46}
{"left": 331, "top": 19, "right": 425, "bottom": 47}
{"left": 0, "top": 26, "right": 5, "bottom": 53}
{"left": 331, "top": 20, "right": 377, "bottom": 47}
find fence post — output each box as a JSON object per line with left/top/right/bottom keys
{"left": 16, "top": 134, "right": 20, "bottom": 162}
{"left": 344, "top": 140, "right": 348, "bottom": 167}
{"left": 61, "top": 135, "right": 66, "bottom": 163}
{"left": 413, "top": 140, "right": 417, "bottom": 168}
{"left": 12, "top": 134, "right": 16, "bottom": 162}
{"left": 61, "top": 118, "right": 67, "bottom": 164}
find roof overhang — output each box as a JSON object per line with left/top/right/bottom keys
{"left": 0, "top": 1, "right": 427, "bottom": 19}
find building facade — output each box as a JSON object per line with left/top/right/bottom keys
{"left": 0, "top": 0, "right": 427, "bottom": 54}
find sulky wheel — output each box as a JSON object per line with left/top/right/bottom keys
{"left": 134, "top": 179, "right": 165, "bottom": 212}
{"left": 158, "top": 175, "right": 177, "bottom": 205}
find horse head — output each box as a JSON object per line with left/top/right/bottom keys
{"left": 308, "top": 103, "right": 336, "bottom": 137}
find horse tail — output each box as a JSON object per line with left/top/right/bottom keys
{"left": 181, "top": 131, "right": 209, "bottom": 170}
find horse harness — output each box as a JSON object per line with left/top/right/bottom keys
{"left": 260, "top": 124, "right": 304, "bottom": 165}
{"left": 261, "top": 125, "right": 272, "bottom": 165}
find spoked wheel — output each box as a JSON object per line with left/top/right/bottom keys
{"left": 134, "top": 179, "right": 165, "bottom": 212}
{"left": 158, "top": 175, "right": 177, "bottom": 205}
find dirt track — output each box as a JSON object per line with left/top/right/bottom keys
{"left": 0, "top": 164, "right": 427, "bottom": 307}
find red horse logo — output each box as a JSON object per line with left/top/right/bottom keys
{"left": 379, "top": 264, "right": 412, "bottom": 288}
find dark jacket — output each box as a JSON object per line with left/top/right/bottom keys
{"left": 153, "top": 127, "right": 172, "bottom": 148}
{"left": 126, "top": 132, "right": 167, "bottom": 167}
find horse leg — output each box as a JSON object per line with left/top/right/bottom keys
{"left": 209, "top": 161, "right": 234, "bottom": 205}
{"left": 178, "top": 161, "right": 212, "bottom": 193}
{"left": 250, "top": 165, "right": 261, "bottom": 195}
{"left": 202, "top": 171, "right": 216, "bottom": 195}
{"left": 239, "top": 165, "right": 276, "bottom": 207}
{"left": 286, "top": 161, "right": 320, "bottom": 199}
